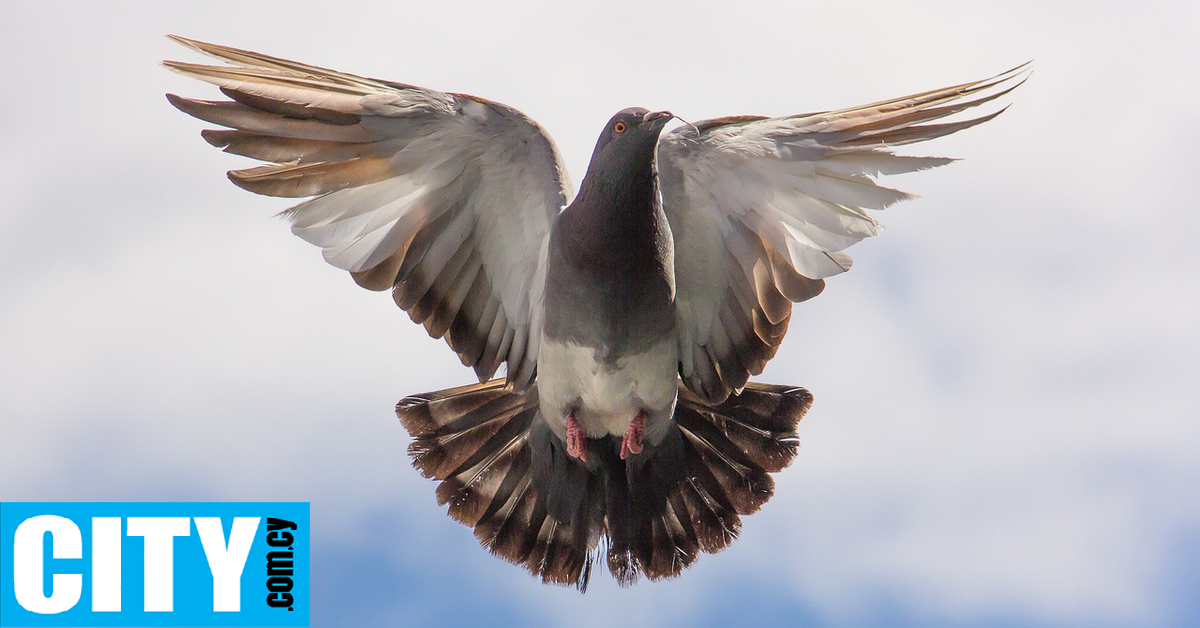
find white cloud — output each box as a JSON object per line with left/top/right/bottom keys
{"left": 2, "top": 1, "right": 1197, "bottom": 626}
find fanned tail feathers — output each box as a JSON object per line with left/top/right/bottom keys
{"left": 396, "top": 380, "right": 600, "bottom": 589}
{"left": 396, "top": 379, "right": 813, "bottom": 590}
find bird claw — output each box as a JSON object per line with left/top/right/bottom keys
{"left": 620, "top": 411, "right": 646, "bottom": 460}
{"left": 566, "top": 413, "right": 587, "bottom": 462}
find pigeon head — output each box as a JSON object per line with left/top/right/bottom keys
{"left": 582, "top": 107, "right": 674, "bottom": 184}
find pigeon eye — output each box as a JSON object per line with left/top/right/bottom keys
{"left": 613, "top": 121, "right": 627, "bottom": 134}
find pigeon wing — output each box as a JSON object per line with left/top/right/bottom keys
{"left": 165, "top": 36, "right": 572, "bottom": 389}
{"left": 658, "top": 64, "right": 1028, "bottom": 403}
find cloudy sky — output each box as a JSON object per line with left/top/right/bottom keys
{"left": 3, "top": 1, "right": 1198, "bottom": 626}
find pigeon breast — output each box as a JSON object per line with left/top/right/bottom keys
{"left": 538, "top": 114, "right": 679, "bottom": 439}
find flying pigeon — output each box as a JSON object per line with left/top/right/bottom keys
{"left": 164, "top": 36, "right": 1026, "bottom": 590}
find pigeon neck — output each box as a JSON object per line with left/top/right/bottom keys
{"left": 573, "top": 154, "right": 661, "bottom": 229}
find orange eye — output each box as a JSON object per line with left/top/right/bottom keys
{"left": 613, "top": 121, "right": 627, "bottom": 134}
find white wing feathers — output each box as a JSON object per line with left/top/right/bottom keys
{"left": 659, "top": 64, "right": 1028, "bottom": 403}
{"left": 166, "top": 36, "right": 571, "bottom": 389}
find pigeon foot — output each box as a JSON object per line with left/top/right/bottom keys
{"left": 620, "top": 411, "right": 646, "bottom": 460}
{"left": 566, "top": 412, "right": 587, "bottom": 462}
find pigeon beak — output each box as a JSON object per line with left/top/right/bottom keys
{"left": 643, "top": 110, "right": 674, "bottom": 126}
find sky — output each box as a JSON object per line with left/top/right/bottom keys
{"left": 2, "top": 1, "right": 1198, "bottom": 627}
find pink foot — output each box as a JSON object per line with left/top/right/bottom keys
{"left": 620, "top": 411, "right": 646, "bottom": 460}
{"left": 566, "top": 413, "right": 587, "bottom": 462}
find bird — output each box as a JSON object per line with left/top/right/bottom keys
{"left": 164, "top": 35, "right": 1026, "bottom": 591}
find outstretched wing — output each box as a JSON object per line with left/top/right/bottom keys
{"left": 165, "top": 36, "right": 571, "bottom": 389}
{"left": 659, "top": 64, "right": 1028, "bottom": 403}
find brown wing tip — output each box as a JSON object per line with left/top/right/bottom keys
{"left": 165, "top": 34, "right": 251, "bottom": 65}
{"left": 406, "top": 439, "right": 448, "bottom": 480}
{"left": 165, "top": 34, "right": 210, "bottom": 60}
{"left": 165, "top": 33, "right": 197, "bottom": 47}
{"left": 199, "top": 129, "right": 232, "bottom": 148}
{"left": 435, "top": 477, "right": 488, "bottom": 527}
{"left": 161, "top": 59, "right": 214, "bottom": 79}
{"left": 781, "top": 386, "right": 815, "bottom": 423}
{"left": 164, "top": 92, "right": 188, "bottom": 111}
{"left": 395, "top": 394, "right": 438, "bottom": 436}
{"left": 163, "top": 93, "right": 219, "bottom": 121}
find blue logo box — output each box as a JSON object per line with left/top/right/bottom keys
{"left": 0, "top": 502, "right": 309, "bottom": 627}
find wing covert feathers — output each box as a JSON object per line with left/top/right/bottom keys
{"left": 660, "top": 63, "right": 1027, "bottom": 403}
{"left": 396, "top": 379, "right": 812, "bottom": 590}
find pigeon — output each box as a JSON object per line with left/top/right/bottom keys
{"left": 164, "top": 36, "right": 1027, "bottom": 590}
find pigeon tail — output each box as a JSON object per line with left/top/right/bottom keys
{"left": 396, "top": 380, "right": 601, "bottom": 591}
{"left": 396, "top": 379, "right": 813, "bottom": 590}
{"left": 602, "top": 382, "right": 813, "bottom": 585}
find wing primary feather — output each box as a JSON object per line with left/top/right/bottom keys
{"left": 167, "top": 35, "right": 398, "bottom": 92}
{"left": 218, "top": 86, "right": 360, "bottom": 125}
{"left": 227, "top": 157, "right": 395, "bottom": 198}
{"left": 842, "top": 107, "right": 1009, "bottom": 147}
{"left": 200, "top": 129, "right": 378, "bottom": 164}
{"left": 166, "top": 94, "right": 377, "bottom": 142}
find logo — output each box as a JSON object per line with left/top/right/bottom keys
{"left": 0, "top": 502, "right": 309, "bottom": 627}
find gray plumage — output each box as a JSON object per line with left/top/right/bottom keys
{"left": 165, "top": 36, "right": 1026, "bottom": 590}
{"left": 544, "top": 108, "right": 676, "bottom": 360}
{"left": 540, "top": 108, "right": 679, "bottom": 457}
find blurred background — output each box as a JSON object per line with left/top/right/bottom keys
{"left": 2, "top": 1, "right": 1197, "bottom": 626}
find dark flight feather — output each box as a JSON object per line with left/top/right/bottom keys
{"left": 396, "top": 379, "right": 812, "bottom": 589}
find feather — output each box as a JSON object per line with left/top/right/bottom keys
{"left": 219, "top": 86, "right": 361, "bottom": 125}
{"left": 426, "top": 255, "right": 483, "bottom": 339}
{"left": 819, "top": 151, "right": 956, "bottom": 177}
{"left": 767, "top": 247, "right": 825, "bottom": 302}
{"left": 443, "top": 269, "right": 493, "bottom": 365}
{"left": 410, "top": 238, "right": 474, "bottom": 326}
{"left": 201, "top": 130, "right": 379, "bottom": 164}
{"left": 478, "top": 313, "right": 512, "bottom": 383}
{"left": 227, "top": 157, "right": 395, "bottom": 198}
{"left": 752, "top": 257, "right": 791, "bottom": 325}
{"left": 166, "top": 35, "right": 410, "bottom": 94}
{"left": 349, "top": 245, "right": 405, "bottom": 291}
{"left": 842, "top": 108, "right": 1009, "bottom": 147}
{"left": 165, "top": 94, "right": 377, "bottom": 142}
{"left": 798, "top": 62, "right": 1029, "bottom": 134}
